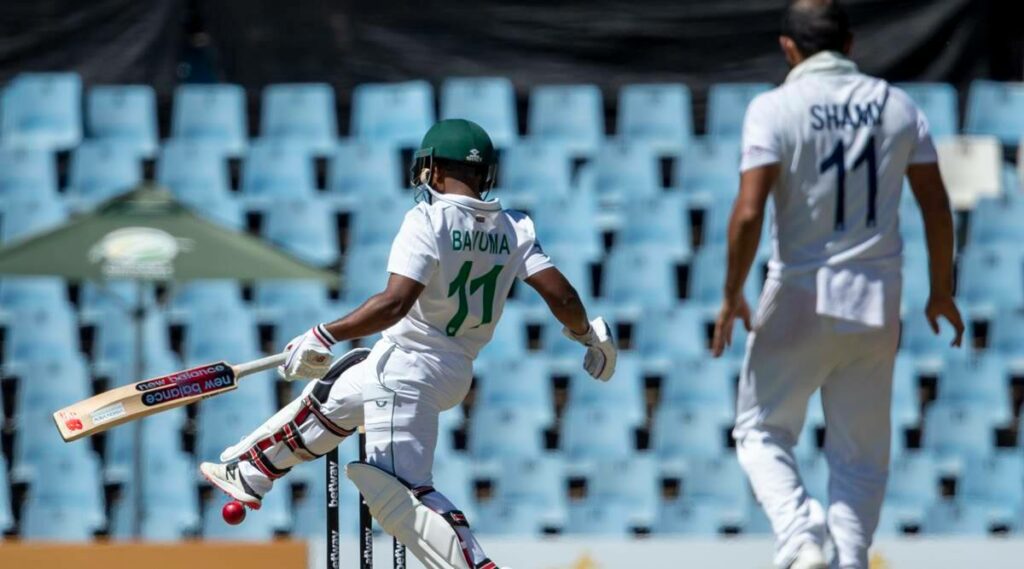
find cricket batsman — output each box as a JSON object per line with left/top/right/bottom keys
{"left": 711, "top": 1, "right": 964, "bottom": 568}
{"left": 200, "top": 118, "right": 617, "bottom": 569}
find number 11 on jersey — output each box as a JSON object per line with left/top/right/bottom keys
{"left": 819, "top": 135, "right": 879, "bottom": 231}
{"left": 446, "top": 261, "right": 504, "bottom": 336}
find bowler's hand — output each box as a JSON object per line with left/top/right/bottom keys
{"left": 711, "top": 295, "right": 752, "bottom": 358}
{"left": 925, "top": 294, "right": 965, "bottom": 347}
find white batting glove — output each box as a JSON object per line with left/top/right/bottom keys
{"left": 279, "top": 324, "right": 337, "bottom": 381}
{"left": 563, "top": 317, "right": 617, "bottom": 382}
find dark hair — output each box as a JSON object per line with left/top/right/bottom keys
{"left": 781, "top": 0, "right": 851, "bottom": 57}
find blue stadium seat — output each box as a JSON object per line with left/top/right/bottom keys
{"left": 566, "top": 501, "right": 646, "bottom": 536}
{"left": 196, "top": 383, "right": 276, "bottom": 463}
{"left": 965, "top": 80, "right": 1024, "bottom": 146}
{"left": 0, "top": 456, "right": 12, "bottom": 532}
{"left": 106, "top": 402, "right": 186, "bottom": 484}
{"left": 579, "top": 141, "right": 662, "bottom": 208}
{"left": 171, "top": 84, "right": 248, "bottom": 155}
{"left": 478, "top": 455, "right": 567, "bottom": 532}
{"left": 618, "top": 83, "right": 694, "bottom": 154}
{"left": 936, "top": 355, "right": 1011, "bottom": 421}
{"left": 170, "top": 279, "right": 245, "bottom": 314}
{"left": 656, "top": 455, "right": 749, "bottom": 535}
{"left": 901, "top": 245, "right": 931, "bottom": 307}
{"left": 432, "top": 454, "right": 476, "bottom": 516}
{"left": 634, "top": 305, "right": 708, "bottom": 363}
{"left": 441, "top": 77, "right": 517, "bottom": 148}
{"left": 475, "top": 500, "right": 557, "bottom": 536}
{"left": 561, "top": 405, "right": 636, "bottom": 460}
{"left": 262, "top": 197, "right": 339, "bottom": 266}
{"left": 21, "top": 452, "right": 105, "bottom": 538}
{"left": 265, "top": 297, "right": 336, "bottom": 354}
{"left": 988, "top": 310, "right": 1024, "bottom": 358}
{"left": 469, "top": 405, "right": 548, "bottom": 459}
{"left": 65, "top": 140, "right": 142, "bottom": 206}
{"left": 899, "top": 192, "right": 926, "bottom": 246}
{"left": 351, "top": 81, "right": 434, "bottom": 148}
{"left": 14, "top": 355, "right": 91, "bottom": 418}
{"left": 92, "top": 313, "right": 175, "bottom": 388}
{"left": 20, "top": 505, "right": 97, "bottom": 542}
{"left": 922, "top": 401, "right": 999, "bottom": 468}
{"left": 0, "top": 146, "right": 57, "bottom": 198}
{"left": 566, "top": 355, "right": 645, "bottom": 427}
{"left": 706, "top": 83, "right": 773, "bottom": 139}
{"left": 475, "top": 301, "right": 531, "bottom": 364}
{"left": 604, "top": 247, "right": 685, "bottom": 310}
{"left": 341, "top": 244, "right": 391, "bottom": 301}
{"left": 531, "top": 195, "right": 602, "bottom": 260}
{"left": 1, "top": 72, "right": 82, "bottom": 150}
{"left": 78, "top": 280, "right": 155, "bottom": 313}
{"left": 255, "top": 279, "right": 331, "bottom": 313}
{"left": 3, "top": 304, "right": 80, "bottom": 363}
{"left": 676, "top": 137, "right": 741, "bottom": 198}
{"left": 920, "top": 500, "right": 995, "bottom": 536}
{"left": 139, "top": 447, "right": 201, "bottom": 539}
{"left": 347, "top": 197, "right": 409, "bottom": 249}
{"left": 157, "top": 138, "right": 231, "bottom": 196}
{"left": 0, "top": 195, "right": 67, "bottom": 242}
{"left": 567, "top": 455, "right": 659, "bottom": 534}
{"left": 656, "top": 500, "right": 736, "bottom": 536}
{"left": 891, "top": 354, "right": 921, "bottom": 431}
{"left": 660, "top": 356, "right": 737, "bottom": 414}
{"left": 292, "top": 442, "right": 362, "bottom": 537}
{"left": 653, "top": 403, "right": 732, "bottom": 461}
{"left": 617, "top": 194, "right": 692, "bottom": 257}
{"left": 883, "top": 451, "right": 940, "bottom": 532}
{"left": 87, "top": 85, "right": 159, "bottom": 157}
{"left": 241, "top": 138, "right": 315, "bottom": 197}
{"left": 514, "top": 242, "right": 597, "bottom": 307}
{"left": 497, "top": 141, "right": 574, "bottom": 207}
{"left": 957, "top": 244, "right": 1024, "bottom": 312}
{"left": 475, "top": 358, "right": 554, "bottom": 423}
{"left": 0, "top": 277, "right": 66, "bottom": 310}
{"left": 967, "top": 196, "right": 1024, "bottom": 246}
{"left": 900, "top": 305, "right": 968, "bottom": 364}
{"left": 528, "top": 84, "right": 604, "bottom": 155}
{"left": 689, "top": 244, "right": 762, "bottom": 306}
{"left": 895, "top": 83, "right": 958, "bottom": 138}
{"left": 261, "top": 83, "right": 337, "bottom": 155}
{"left": 327, "top": 140, "right": 403, "bottom": 197}
{"left": 959, "top": 454, "right": 1024, "bottom": 522}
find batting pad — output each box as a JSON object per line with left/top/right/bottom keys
{"left": 346, "top": 462, "right": 473, "bottom": 569}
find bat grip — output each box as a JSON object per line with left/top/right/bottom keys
{"left": 234, "top": 353, "right": 288, "bottom": 377}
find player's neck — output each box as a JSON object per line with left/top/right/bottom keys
{"left": 438, "top": 180, "right": 485, "bottom": 201}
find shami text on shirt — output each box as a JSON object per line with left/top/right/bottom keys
{"left": 810, "top": 99, "right": 884, "bottom": 131}
{"left": 451, "top": 229, "right": 512, "bottom": 254}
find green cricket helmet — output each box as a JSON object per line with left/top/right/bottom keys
{"left": 410, "top": 118, "right": 498, "bottom": 191}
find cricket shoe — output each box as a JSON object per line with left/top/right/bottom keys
{"left": 789, "top": 542, "right": 827, "bottom": 569}
{"left": 200, "top": 461, "right": 263, "bottom": 510}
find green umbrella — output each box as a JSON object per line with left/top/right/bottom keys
{"left": 0, "top": 184, "right": 338, "bottom": 536}
{"left": 0, "top": 184, "right": 338, "bottom": 283}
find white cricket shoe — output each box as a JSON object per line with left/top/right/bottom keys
{"left": 200, "top": 461, "right": 263, "bottom": 510}
{"left": 789, "top": 542, "right": 827, "bottom": 569}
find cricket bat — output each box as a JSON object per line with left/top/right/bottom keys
{"left": 53, "top": 353, "right": 287, "bottom": 442}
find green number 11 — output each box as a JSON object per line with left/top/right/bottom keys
{"left": 446, "top": 261, "right": 504, "bottom": 336}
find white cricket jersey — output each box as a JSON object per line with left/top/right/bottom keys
{"left": 382, "top": 187, "right": 553, "bottom": 361}
{"left": 741, "top": 51, "right": 938, "bottom": 281}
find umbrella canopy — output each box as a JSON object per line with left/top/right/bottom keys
{"left": 0, "top": 184, "right": 338, "bottom": 284}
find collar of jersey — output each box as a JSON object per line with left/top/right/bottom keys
{"left": 785, "top": 51, "right": 859, "bottom": 84}
{"left": 423, "top": 186, "right": 502, "bottom": 212}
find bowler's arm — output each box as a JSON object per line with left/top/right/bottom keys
{"left": 322, "top": 274, "right": 425, "bottom": 342}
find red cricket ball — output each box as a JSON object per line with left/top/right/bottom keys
{"left": 222, "top": 500, "right": 246, "bottom": 525}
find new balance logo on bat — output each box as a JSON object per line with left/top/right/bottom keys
{"left": 135, "top": 364, "right": 228, "bottom": 391}
{"left": 141, "top": 373, "right": 236, "bottom": 406}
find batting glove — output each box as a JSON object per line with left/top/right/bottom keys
{"left": 563, "top": 316, "right": 617, "bottom": 382}
{"left": 279, "top": 324, "right": 336, "bottom": 381}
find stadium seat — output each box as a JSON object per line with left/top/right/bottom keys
{"left": 291, "top": 444, "right": 363, "bottom": 537}
{"left": 0, "top": 195, "right": 67, "bottom": 242}
{"left": 618, "top": 83, "right": 694, "bottom": 154}
{"left": 660, "top": 356, "right": 737, "bottom": 414}
{"left": 469, "top": 405, "right": 549, "bottom": 459}
{"left": 988, "top": 310, "right": 1024, "bottom": 358}
{"left": 706, "top": 82, "right": 773, "bottom": 139}
{"left": 87, "top": 84, "right": 159, "bottom": 157}
{"left": 895, "top": 83, "right": 958, "bottom": 138}
{"left": 959, "top": 454, "right": 1024, "bottom": 522}
{"left": 0, "top": 456, "right": 12, "bottom": 532}
{"left": 20, "top": 504, "right": 98, "bottom": 542}
{"left": 579, "top": 141, "right": 662, "bottom": 208}
{"left": 964, "top": 80, "right": 1024, "bottom": 146}
{"left": 182, "top": 308, "right": 262, "bottom": 370}
{"left": 883, "top": 451, "right": 940, "bottom": 530}
{"left": 78, "top": 280, "right": 155, "bottom": 313}
{"left": 3, "top": 304, "right": 80, "bottom": 364}
{"left": 957, "top": 244, "right": 1024, "bottom": 312}
{"left": 528, "top": 84, "right": 604, "bottom": 155}
{"left": 170, "top": 279, "right": 245, "bottom": 314}
{"left": 171, "top": 84, "right": 248, "bottom": 155}
{"left": 241, "top": 138, "right": 316, "bottom": 197}
{"left": 351, "top": 81, "right": 435, "bottom": 148}
{"left": 0, "top": 146, "right": 57, "bottom": 198}
{"left": 261, "top": 83, "right": 337, "bottom": 155}
{"left": 261, "top": 197, "right": 339, "bottom": 266}
{"left": 520, "top": 242, "right": 598, "bottom": 306}
{"left": 475, "top": 357, "right": 554, "bottom": 423}
{"left": 92, "top": 310, "right": 174, "bottom": 381}
{"left": 130, "top": 449, "right": 200, "bottom": 540}
{"left": 603, "top": 247, "right": 685, "bottom": 310}
{"left": 656, "top": 455, "right": 749, "bottom": 535}
{"left": 891, "top": 354, "right": 921, "bottom": 431}
{"left": 901, "top": 304, "right": 969, "bottom": 363}
{"left": 530, "top": 195, "right": 602, "bottom": 261}
{"left": 901, "top": 244, "right": 931, "bottom": 307}
{"left": 634, "top": 305, "right": 708, "bottom": 363}
{"left": 21, "top": 452, "right": 105, "bottom": 537}
{"left": 566, "top": 355, "right": 646, "bottom": 427}
{"left": 65, "top": 140, "right": 142, "bottom": 206}
{"left": 347, "top": 196, "right": 409, "bottom": 249}
{"left": 156, "top": 138, "right": 241, "bottom": 228}
{"left": 340, "top": 244, "right": 391, "bottom": 301}
{"left": 476, "top": 455, "right": 567, "bottom": 533}
{"left": 967, "top": 196, "right": 1024, "bottom": 246}
{"left": 676, "top": 137, "right": 741, "bottom": 199}
{"left": 1, "top": 72, "right": 82, "bottom": 150}
{"left": 327, "top": 140, "right": 404, "bottom": 198}
{"left": 568, "top": 455, "right": 660, "bottom": 533}
{"left": 689, "top": 244, "right": 763, "bottom": 306}
{"left": 921, "top": 500, "right": 996, "bottom": 536}
{"left": 936, "top": 355, "right": 1011, "bottom": 421}
{"left": 496, "top": 141, "right": 574, "bottom": 207}
{"left": 617, "top": 194, "right": 692, "bottom": 257}
{"left": 106, "top": 402, "right": 186, "bottom": 484}
{"left": 653, "top": 403, "right": 732, "bottom": 461}
{"left": 935, "top": 135, "right": 1003, "bottom": 209}
{"left": 797, "top": 453, "right": 830, "bottom": 504}
{"left": 254, "top": 279, "right": 331, "bottom": 313}
{"left": 561, "top": 405, "right": 636, "bottom": 460}
{"left": 0, "top": 276, "right": 66, "bottom": 309}
{"left": 441, "top": 77, "right": 517, "bottom": 148}
{"left": 475, "top": 500, "right": 559, "bottom": 536}
{"left": 922, "top": 401, "right": 999, "bottom": 468}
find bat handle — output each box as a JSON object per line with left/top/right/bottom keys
{"left": 234, "top": 353, "right": 288, "bottom": 377}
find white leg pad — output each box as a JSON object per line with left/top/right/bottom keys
{"left": 347, "top": 462, "right": 473, "bottom": 569}
{"left": 220, "top": 382, "right": 315, "bottom": 462}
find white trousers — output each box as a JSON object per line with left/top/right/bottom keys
{"left": 733, "top": 278, "right": 899, "bottom": 569}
